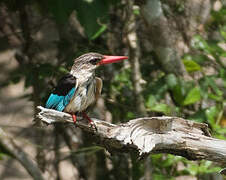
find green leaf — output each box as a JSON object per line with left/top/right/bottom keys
{"left": 126, "top": 111, "right": 135, "bottom": 119}
{"left": 205, "top": 106, "right": 219, "bottom": 125}
{"left": 206, "top": 77, "right": 223, "bottom": 97}
{"left": 90, "top": 24, "right": 107, "bottom": 40}
{"left": 133, "top": 9, "right": 140, "bottom": 15}
{"left": 146, "top": 78, "right": 168, "bottom": 101}
{"left": 211, "top": 8, "right": 226, "bottom": 24}
{"left": 150, "top": 103, "right": 171, "bottom": 115}
{"left": 58, "top": 66, "right": 69, "bottom": 74}
{"left": 172, "top": 79, "right": 194, "bottom": 106}
{"left": 220, "top": 29, "right": 226, "bottom": 40}
{"left": 183, "top": 59, "right": 201, "bottom": 72}
{"left": 208, "top": 42, "right": 225, "bottom": 56}
{"left": 183, "top": 54, "right": 209, "bottom": 65}
{"left": 219, "top": 68, "right": 226, "bottom": 82}
{"left": 208, "top": 93, "right": 222, "bottom": 102}
{"left": 74, "top": 0, "right": 110, "bottom": 39}
{"left": 172, "top": 83, "right": 186, "bottom": 106}
{"left": 206, "top": 167, "right": 222, "bottom": 173}
{"left": 165, "top": 74, "right": 177, "bottom": 89}
{"left": 161, "top": 155, "right": 178, "bottom": 167}
{"left": 221, "top": 51, "right": 226, "bottom": 57}
{"left": 192, "top": 35, "right": 209, "bottom": 51}
{"left": 153, "top": 174, "right": 171, "bottom": 180}
{"left": 146, "top": 95, "right": 156, "bottom": 108}
{"left": 188, "top": 110, "right": 206, "bottom": 122}
{"left": 187, "top": 163, "right": 199, "bottom": 176}
{"left": 183, "top": 87, "right": 201, "bottom": 105}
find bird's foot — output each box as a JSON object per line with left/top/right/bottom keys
{"left": 71, "top": 114, "right": 77, "bottom": 125}
{"left": 82, "top": 112, "right": 97, "bottom": 131}
{"left": 88, "top": 121, "right": 97, "bottom": 131}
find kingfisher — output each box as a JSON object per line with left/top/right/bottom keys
{"left": 45, "top": 52, "right": 128, "bottom": 126}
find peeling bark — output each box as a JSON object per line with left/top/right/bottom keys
{"left": 37, "top": 106, "right": 226, "bottom": 165}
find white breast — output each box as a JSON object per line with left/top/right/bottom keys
{"left": 65, "top": 80, "right": 96, "bottom": 113}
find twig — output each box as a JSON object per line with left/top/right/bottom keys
{"left": 37, "top": 106, "right": 226, "bottom": 165}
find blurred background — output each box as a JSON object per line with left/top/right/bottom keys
{"left": 0, "top": 0, "right": 226, "bottom": 179}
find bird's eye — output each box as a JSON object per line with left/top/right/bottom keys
{"left": 90, "top": 58, "right": 99, "bottom": 65}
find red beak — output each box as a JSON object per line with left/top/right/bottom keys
{"left": 98, "top": 55, "right": 128, "bottom": 65}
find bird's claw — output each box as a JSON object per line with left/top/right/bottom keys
{"left": 82, "top": 112, "right": 97, "bottom": 131}
{"left": 89, "top": 121, "right": 97, "bottom": 131}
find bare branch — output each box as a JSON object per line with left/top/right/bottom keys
{"left": 0, "top": 128, "right": 45, "bottom": 180}
{"left": 37, "top": 106, "right": 226, "bottom": 165}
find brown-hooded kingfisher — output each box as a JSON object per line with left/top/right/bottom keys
{"left": 45, "top": 52, "right": 128, "bottom": 126}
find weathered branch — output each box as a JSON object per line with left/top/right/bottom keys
{"left": 37, "top": 106, "right": 226, "bottom": 166}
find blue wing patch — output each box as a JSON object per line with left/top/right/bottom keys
{"left": 46, "top": 88, "right": 76, "bottom": 111}
{"left": 45, "top": 74, "right": 77, "bottom": 112}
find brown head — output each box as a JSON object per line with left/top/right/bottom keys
{"left": 70, "top": 52, "right": 128, "bottom": 77}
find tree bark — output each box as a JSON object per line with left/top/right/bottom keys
{"left": 139, "top": 0, "right": 189, "bottom": 78}
{"left": 125, "top": 0, "right": 147, "bottom": 116}
{"left": 37, "top": 106, "right": 226, "bottom": 166}
{"left": 137, "top": 0, "right": 211, "bottom": 80}
{"left": 125, "top": 1, "right": 150, "bottom": 179}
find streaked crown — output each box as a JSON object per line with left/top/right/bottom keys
{"left": 71, "top": 52, "right": 104, "bottom": 71}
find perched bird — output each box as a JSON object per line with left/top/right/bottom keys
{"left": 45, "top": 52, "right": 128, "bottom": 126}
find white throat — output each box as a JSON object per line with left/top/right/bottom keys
{"left": 70, "top": 69, "right": 94, "bottom": 84}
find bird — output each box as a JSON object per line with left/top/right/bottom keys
{"left": 45, "top": 52, "right": 128, "bottom": 127}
